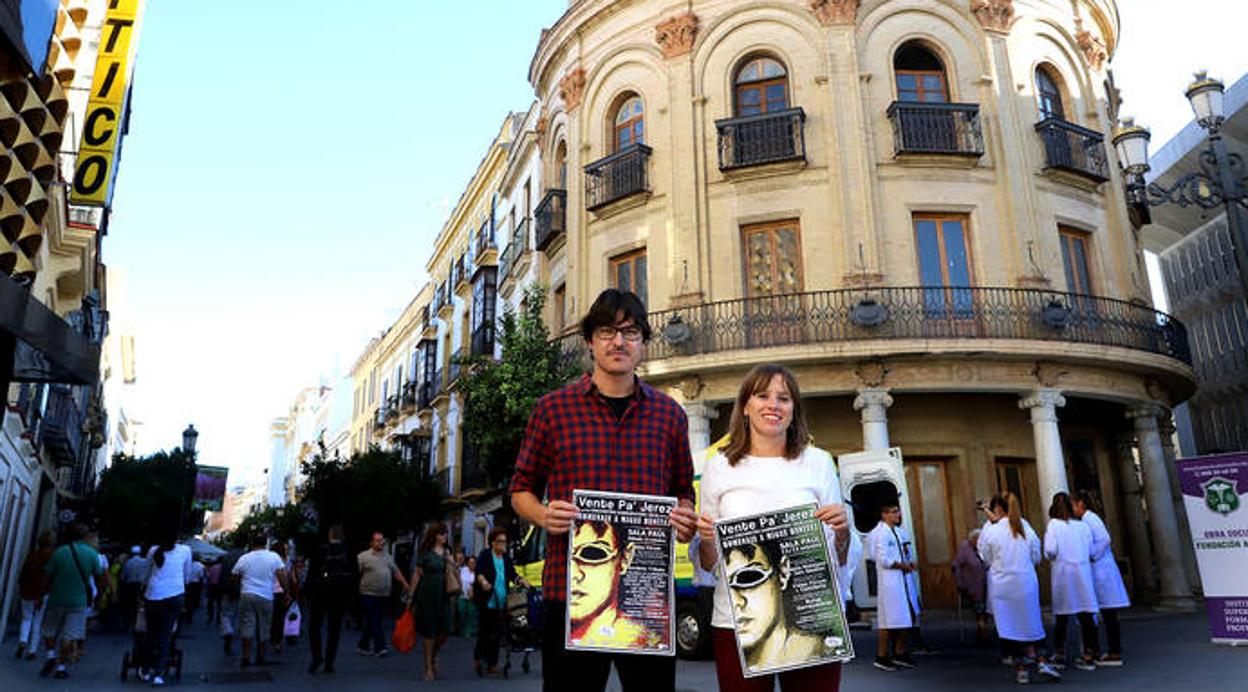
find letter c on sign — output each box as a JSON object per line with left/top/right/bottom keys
{"left": 84, "top": 108, "right": 117, "bottom": 147}
{"left": 74, "top": 155, "right": 109, "bottom": 196}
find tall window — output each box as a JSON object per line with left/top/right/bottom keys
{"left": 1058, "top": 226, "right": 1093, "bottom": 294}
{"left": 555, "top": 140, "right": 568, "bottom": 188}
{"left": 611, "top": 248, "right": 647, "bottom": 306}
{"left": 742, "top": 220, "right": 803, "bottom": 297}
{"left": 523, "top": 179, "right": 532, "bottom": 219}
{"left": 894, "top": 42, "right": 949, "bottom": 103}
{"left": 614, "top": 95, "right": 644, "bottom": 151}
{"left": 734, "top": 56, "right": 789, "bottom": 116}
{"left": 1035, "top": 66, "right": 1065, "bottom": 120}
{"left": 553, "top": 283, "right": 567, "bottom": 334}
{"left": 914, "top": 213, "right": 973, "bottom": 316}
{"left": 472, "top": 267, "right": 498, "bottom": 355}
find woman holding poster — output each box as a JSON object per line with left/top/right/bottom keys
{"left": 696, "top": 364, "right": 860, "bottom": 691}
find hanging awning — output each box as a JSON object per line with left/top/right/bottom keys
{"left": 0, "top": 274, "right": 99, "bottom": 385}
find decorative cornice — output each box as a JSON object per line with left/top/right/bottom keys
{"left": 809, "top": 0, "right": 858, "bottom": 26}
{"left": 1075, "top": 19, "right": 1108, "bottom": 72}
{"left": 558, "top": 67, "right": 586, "bottom": 111}
{"left": 655, "top": 12, "right": 698, "bottom": 59}
{"left": 971, "top": 0, "right": 1015, "bottom": 34}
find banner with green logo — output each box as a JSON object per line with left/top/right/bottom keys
{"left": 1178, "top": 452, "right": 1248, "bottom": 645}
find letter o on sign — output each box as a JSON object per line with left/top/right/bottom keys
{"left": 74, "top": 155, "right": 109, "bottom": 196}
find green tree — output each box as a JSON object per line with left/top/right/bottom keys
{"left": 456, "top": 284, "right": 583, "bottom": 487}
{"left": 93, "top": 449, "right": 201, "bottom": 546}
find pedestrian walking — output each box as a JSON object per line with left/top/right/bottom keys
{"left": 269, "top": 543, "right": 292, "bottom": 655}
{"left": 205, "top": 558, "right": 224, "bottom": 625}
{"left": 459, "top": 555, "right": 478, "bottom": 638}
{"left": 141, "top": 536, "right": 192, "bottom": 686}
{"left": 978, "top": 494, "right": 1061, "bottom": 685}
{"left": 356, "top": 531, "right": 409, "bottom": 658}
{"left": 231, "top": 535, "right": 289, "bottom": 668}
{"left": 306, "top": 525, "right": 356, "bottom": 674}
{"left": 868, "top": 502, "right": 920, "bottom": 672}
{"left": 1073, "top": 490, "right": 1130, "bottom": 666}
{"left": 473, "top": 528, "right": 519, "bottom": 677}
{"left": 694, "top": 363, "right": 858, "bottom": 691}
{"left": 39, "top": 524, "right": 108, "bottom": 680}
{"left": 449, "top": 547, "right": 465, "bottom": 635}
{"left": 1045, "top": 492, "right": 1100, "bottom": 670}
{"left": 410, "top": 524, "right": 453, "bottom": 681}
{"left": 120, "top": 545, "right": 149, "bottom": 632}
{"left": 951, "top": 528, "right": 991, "bottom": 644}
{"left": 183, "top": 557, "right": 206, "bottom": 625}
{"left": 15, "top": 531, "right": 54, "bottom": 660}
{"left": 510, "top": 288, "right": 698, "bottom": 692}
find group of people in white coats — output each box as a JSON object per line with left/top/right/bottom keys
{"left": 977, "top": 490, "right": 1131, "bottom": 684}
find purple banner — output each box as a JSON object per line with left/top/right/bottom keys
{"left": 1177, "top": 452, "right": 1248, "bottom": 644}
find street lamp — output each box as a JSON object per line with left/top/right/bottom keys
{"left": 182, "top": 424, "right": 198, "bottom": 454}
{"left": 1112, "top": 71, "right": 1248, "bottom": 299}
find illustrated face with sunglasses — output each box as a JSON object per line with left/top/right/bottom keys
{"left": 724, "top": 543, "right": 791, "bottom": 658}
{"left": 569, "top": 522, "right": 636, "bottom": 628}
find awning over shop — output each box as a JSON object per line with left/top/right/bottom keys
{"left": 0, "top": 274, "right": 99, "bottom": 385}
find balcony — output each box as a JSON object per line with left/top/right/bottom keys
{"left": 471, "top": 323, "right": 495, "bottom": 358}
{"left": 448, "top": 347, "right": 464, "bottom": 386}
{"left": 39, "top": 385, "right": 83, "bottom": 467}
{"left": 401, "top": 381, "right": 417, "bottom": 413}
{"left": 886, "top": 102, "right": 984, "bottom": 157}
{"left": 434, "top": 281, "right": 453, "bottom": 319}
{"left": 452, "top": 255, "right": 470, "bottom": 295}
{"left": 1034, "top": 118, "right": 1109, "bottom": 183}
{"left": 585, "top": 144, "right": 651, "bottom": 211}
{"left": 417, "top": 374, "right": 438, "bottom": 410}
{"left": 433, "top": 468, "right": 452, "bottom": 497}
{"left": 371, "top": 408, "right": 385, "bottom": 437}
{"left": 534, "top": 188, "right": 567, "bottom": 253}
{"left": 716, "top": 107, "right": 807, "bottom": 170}
{"left": 384, "top": 395, "right": 400, "bottom": 425}
{"left": 473, "top": 219, "right": 498, "bottom": 275}
{"left": 499, "top": 218, "right": 530, "bottom": 285}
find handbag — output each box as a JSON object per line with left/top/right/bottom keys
{"left": 444, "top": 557, "right": 461, "bottom": 596}
{"left": 392, "top": 610, "right": 416, "bottom": 653}
{"left": 284, "top": 603, "right": 301, "bottom": 637}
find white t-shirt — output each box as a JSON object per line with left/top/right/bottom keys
{"left": 232, "top": 549, "right": 285, "bottom": 600}
{"left": 698, "top": 446, "right": 860, "bottom": 628}
{"left": 145, "top": 544, "right": 192, "bottom": 601}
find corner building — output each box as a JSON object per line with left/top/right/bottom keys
{"left": 531, "top": 0, "right": 1197, "bottom": 610}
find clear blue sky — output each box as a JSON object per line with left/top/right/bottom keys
{"left": 106, "top": 1, "right": 1246, "bottom": 484}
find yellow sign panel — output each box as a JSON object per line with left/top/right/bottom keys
{"left": 70, "top": 0, "right": 145, "bottom": 206}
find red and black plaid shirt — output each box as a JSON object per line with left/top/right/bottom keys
{"left": 510, "top": 373, "right": 695, "bottom": 602}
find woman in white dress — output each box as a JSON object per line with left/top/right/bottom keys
{"left": 1073, "top": 491, "right": 1130, "bottom": 666}
{"left": 696, "top": 363, "right": 859, "bottom": 691}
{"left": 978, "top": 493, "right": 1060, "bottom": 685}
{"left": 1044, "top": 492, "right": 1099, "bottom": 670}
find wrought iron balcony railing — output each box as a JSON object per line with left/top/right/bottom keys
{"left": 534, "top": 188, "right": 567, "bottom": 252}
{"left": 372, "top": 407, "right": 385, "bottom": 429}
{"left": 471, "top": 322, "right": 495, "bottom": 358}
{"left": 452, "top": 255, "right": 468, "bottom": 290}
{"left": 448, "top": 347, "right": 464, "bottom": 384}
{"left": 499, "top": 218, "right": 529, "bottom": 282}
{"left": 401, "top": 381, "right": 418, "bottom": 412}
{"left": 418, "top": 370, "right": 440, "bottom": 409}
{"left": 585, "top": 144, "right": 651, "bottom": 210}
{"left": 886, "top": 102, "right": 984, "bottom": 157}
{"left": 556, "top": 286, "right": 1191, "bottom": 366}
{"left": 39, "top": 385, "right": 83, "bottom": 467}
{"left": 384, "top": 395, "right": 400, "bottom": 423}
{"left": 475, "top": 218, "right": 496, "bottom": 257}
{"left": 716, "top": 107, "right": 807, "bottom": 170}
{"left": 1034, "top": 117, "right": 1109, "bottom": 182}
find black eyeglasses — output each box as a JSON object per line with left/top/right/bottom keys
{"left": 593, "top": 325, "right": 643, "bottom": 342}
{"left": 571, "top": 542, "right": 618, "bottom": 565}
{"left": 727, "top": 564, "right": 774, "bottom": 590}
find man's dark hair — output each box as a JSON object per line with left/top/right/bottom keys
{"left": 579, "top": 289, "right": 651, "bottom": 343}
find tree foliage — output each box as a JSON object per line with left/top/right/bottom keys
{"left": 93, "top": 449, "right": 201, "bottom": 546}
{"left": 457, "top": 284, "right": 583, "bottom": 487}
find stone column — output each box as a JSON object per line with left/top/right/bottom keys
{"left": 1158, "top": 413, "right": 1202, "bottom": 594}
{"left": 1113, "top": 433, "right": 1156, "bottom": 604}
{"left": 852, "top": 388, "right": 893, "bottom": 451}
{"left": 1018, "top": 389, "right": 1069, "bottom": 508}
{"left": 1128, "top": 404, "right": 1196, "bottom": 610}
{"left": 683, "top": 402, "right": 717, "bottom": 474}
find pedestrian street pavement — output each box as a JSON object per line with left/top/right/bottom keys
{"left": 1, "top": 609, "right": 1244, "bottom": 691}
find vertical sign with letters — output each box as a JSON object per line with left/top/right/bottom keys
{"left": 70, "top": 0, "right": 146, "bottom": 206}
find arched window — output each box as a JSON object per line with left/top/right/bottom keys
{"left": 1035, "top": 66, "right": 1065, "bottom": 120}
{"left": 893, "top": 42, "right": 949, "bottom": 103}
{"left": 613, "top": 95, "right": 644, "bottom": 151}
{"left": 555, "top": 140, "right": 568, "bottom": 189}
{"left": 734, "top": 56, "right": 789, "bottom": 116}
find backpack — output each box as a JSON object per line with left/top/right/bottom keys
{"left": 320, "top": 543, "right": 356, "bottom": 590}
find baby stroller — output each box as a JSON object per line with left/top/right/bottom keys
{"left": 120, "top": 602, "right": 183, "bottom": 683}
{"left": 502, "top": 586, "right": 543, "bottom": 678}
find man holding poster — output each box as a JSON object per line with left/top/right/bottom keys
{"left": 510, "top": 289, "right": 697, "bottom": 692}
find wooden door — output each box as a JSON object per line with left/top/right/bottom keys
{"left": 903, "top": 459, "right": 958, "bottom": 609}
{"left": 994, "top": 457, "right": 1050, "bottom": 602}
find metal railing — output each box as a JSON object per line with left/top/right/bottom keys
{"left": 886, "top": 102, "right": 984, "bottom": 156}
{"left": 535, "top": 188, "right": 567, "bottom": 252}
{"left": 555, "top": 286, "right": 1191, "bottom": 366}
{"left": 39, "top": 385, "right": 83, "bottom": 467}
{"left": 585, "top": 144, "right": 651, "bottom": 210}
{"left": 384, "top": 395, "right": 400, "bottom": 423}
{"left": 452, "top": 256, "right": 467, "bottom": 289}
{"left": 499, "top": 218, "right": 529, "bottom": 282}
{"left": 401, "top": 381, "right": 418, "bottom": 412}
{"left": 716, "top": 107, "right": 807, "bottom": 170}
{"left": 448, "top": 347, "right": 464, "bottom": 384}
{"left": 475, "top": 218, "right": 495, "bottom": 257}
{"left": 418, "top": 369, "right": 441, "bottom": 409}
{"left": 1035, "top": 118, "right": 1109, "bottom": 182}
{"left": 471, "top": 323, "right": 495, "bottom": 358}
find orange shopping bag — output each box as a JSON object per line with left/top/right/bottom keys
{"left": 392, "top": 610, "right": 417, "bottom": 653}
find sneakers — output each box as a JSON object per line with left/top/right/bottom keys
{"left": 151, "top": 675, "right": 166, "bottom": 687}
{"left": 1016, "top": 668, "right": 1030, "bottom": 685}
{"left": 1036, "top": 661, "right": 1063, "bottom": 681}
{"left": 1049, "top": 655, "right": 1067, "bottom": 670}
{"left": 1073, "top": 657, "right": 1097, "bottom": 671}
{"left": 355, "top": 645, "right": 373, "bottom": 657}
{"left": 892, "top": 653, "right": 917, "bottom": 669}
{"left": 52, "top": 664, "right": 68, "bottom": 679}
{"left": 873, "top": 656, "right": 899, "bottom": 671}
{"left": 1095, "top": 654, "right": 1124, "bottom": 667}
{"left": 374, "top": 647, "right": 390, "bottom": 658}
{"left": 138, "top": 668, "right": 153, "bottom": 683}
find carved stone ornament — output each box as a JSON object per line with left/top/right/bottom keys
{"left": 1076, "top": 21, "right": 1108, "bottom": 72}
{"left": 971, "top": 0, "right": 1015, "bottom": 33}
{"left": 558, "top": 67, "right": 587, "bottom": 111}
{"left": 854, "top": 359, "right": 889, "bottom": 387}
{"left": 1032, "top": 361, "right": 1069, "bottom": 388}
{"left": 809, "top": 0, "right": 859, "bottom": 26}
{"left": 655, "top": 12, "right": 698, "bottom": 59}
{"left": 677, "top": 375, "right": 705, "bottom": 401}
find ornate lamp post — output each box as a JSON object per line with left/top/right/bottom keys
{"left": 1112, "top": 71, "right": 1248, "bottom": 299}
{"left": 182, "top": 424, "right": 199, "bottom": 454}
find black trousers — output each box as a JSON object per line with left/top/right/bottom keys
{"left": 1102, "top": 608, "right": 1122, "bottom": 655}
{"left": 1054, "top": 612, "right": 1099, "bottom": 657}
{"left": 541, "top": 600, "right": 675, "bottom": 692}
{"left": 474, "top": 606, "right": 504, "bottom": 668}
{"left": 309, "top": 594, "right": 349, "bottom": 666}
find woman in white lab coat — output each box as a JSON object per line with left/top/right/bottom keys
{"left": 867, "top": 505, "right": 919, "bottom": 671}
{"left": 1073, "top": 491, "right": 1130, "bottom": 666}
{"left": 1044, "top": 492, "right": 1099, "bottom": 670}
{"left": 978, "top": 493, "right": 1060, "bottom": 685}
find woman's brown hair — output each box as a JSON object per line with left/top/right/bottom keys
{"left": 420, "top": 523, "right": 448, "bottom": 552}
{"left": 1048, "top": 491, "right": 1073, "bottom": 521}
{"left": 722, "top": 364, "right": 809, "bottom": 466}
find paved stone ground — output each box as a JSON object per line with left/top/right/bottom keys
{"left": 1, "top": 608, "right": 1244, "bottom": 690}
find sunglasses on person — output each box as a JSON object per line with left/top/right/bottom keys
{"left": 726, "top": 564, "right": 774, "bottom": 590}
{"left": 571, "top": 542, "right": 618, "bottom": 565}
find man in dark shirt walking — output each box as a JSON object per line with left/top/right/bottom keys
{"left": 510, "top": 289, "right": 697, "bottom": 692}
